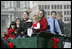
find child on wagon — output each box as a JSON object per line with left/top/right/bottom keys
{"left": 15, "top": 18, "right": 21, "bottom": 38}
{"left": 4, "top": 21, "right": 17, "bottom": 40}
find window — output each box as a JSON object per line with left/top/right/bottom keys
{"left": 69, "top": 5, "right": 71, "bottom": 9}
{"left": 45, "top": 5, "right": 47, "bottom": 9}
{"left": 67, "top": 11, "right": 69, "bottom": 15}
{"left": 16, "top": 1, "right": 20, "bottom": 8}
{"left": 53, "top": 5, "right": 54, "bottom": 9}
{"left": 48, "top": 5, "right": 50, "bottom": 9}
{"left": 67, "top": 5, "right": 69, "bottom": 9}
{"left": 67, "top": 17, "right": 69, "bottom": 21}
{"left": 10, "top": 1, "right": 12, "bottom": 8}
{"left": 39, "top": 5, "right": 42, "bottom": 9}
{"left": 39, "top": 5, "right": 41, "bottom": 9}
{"left": 64, "top": 5, "right": 66, "bottom": 9}
{"left": 25, "top": 1, "right": 27, "bottom": 8}
{"left": 26, "top": 1, "right": 30, "bottom": 8}
{"left": 64, "top": 11, "right": 66, "bottom": 15}
{"left": 51, "top": 5, "right": 53, "bottom": 9}
{"left": 28, "top": 1, "right": 30, "bottom": 8}
{"left": 67, "top": 5, "right": 68, "bottom": 9}
{"left": 55, "top": 5, "right": 56, "bottom": 9}
{"left": 48, "top": 11, "right": 50, "bottom": 15}
{"left": 64, "top": 17, "right": 66, "bottom": 21}
{"left": 60, "top": 5, "right": 62, "bottom": 9}
{"left": 57, "top": 5, "right": 59, "bottom": 9}
{"left": 1, "top": 1, "right": 5, "bottom": 8}
{"left": 42, "top": 5, "right": 44, "bottom": 9}
{"left": 10, "top": 1, "right": 14, "bottom": 8}
{"left": 45, "top": 11, "right": 47, "bottom": 15}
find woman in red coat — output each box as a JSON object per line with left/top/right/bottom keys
{"left": 38, "top": 9, "right": 48, "bottom": 31}
{"left": 4, "top": 21, "right": 17, "bottom": 40}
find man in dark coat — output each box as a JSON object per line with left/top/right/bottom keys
{"left": 16, "top": 11, "right": 32, "bottom": 37}
{"left": 57, "top": 13, "right": 64, "bottom": 34}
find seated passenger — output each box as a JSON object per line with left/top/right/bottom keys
{"left": 32, "top": 15, "right": 40, "bottom": 34}
{"left": 16, "top": 11, "right": 32, "bottom": 38}
{"left": 38, "top": 9, "right": 48, "bottom": 32}
{"left": 15, "top": 18, "right": 21, "bottom": 38}
{"left": 4, "top": 21, "right": 17, "bottom": 40}
{"left": 47, "top": 11, "right": 64, "bottom": 36}
{"left": 57, "top": 13, "right": 64, "bottom": 34}
{"left": 16, "top": 18, "right": 21, "bottom": 28}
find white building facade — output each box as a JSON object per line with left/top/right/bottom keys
{"left": 30, "top": 1, "right": 71, "bottom": 23}
{"left": 1, "top": 1, "right": 30, "bottom": 33}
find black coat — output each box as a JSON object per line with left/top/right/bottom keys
{"left": 57, "top": 19, "right": 64, "bottom": 34}
{"left": 17, "top": 19, "right": 33, "bottom": 35}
